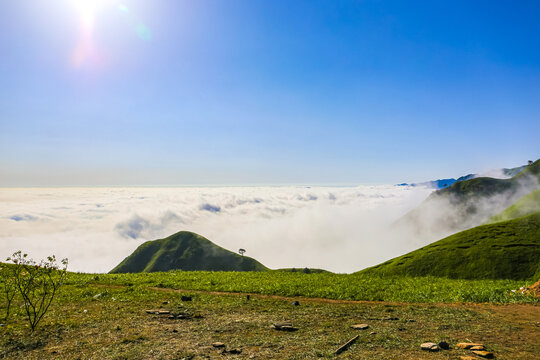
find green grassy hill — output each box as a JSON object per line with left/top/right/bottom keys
{"left": 361, "top": 212, "right": 540, "bottom": 280}
{"left": 489, "top": 189, "right": 540, "bottom": 223}
{"left": 110, "top": 231, "right": 268, "bottom": 273}
{"left": 394, "top": 158, "right": 540, "bottom": 238}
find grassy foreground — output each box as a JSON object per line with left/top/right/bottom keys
{"left": 75, "top": 271, "right": 539, "bottom": 304}
{"left": 1, "top": 271, "right": 539, "bottom": 359}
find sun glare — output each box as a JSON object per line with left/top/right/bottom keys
{"left": 68, "top": 0, "right": 112, "bottom": 23}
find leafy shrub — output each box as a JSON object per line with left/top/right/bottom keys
{"left": 3, "top": 251, "right": 68, "bottom": 331}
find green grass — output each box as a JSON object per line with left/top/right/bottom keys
{"left": 361, "top": 212, "right": 540, "bottom": 280}
{"left": 65, "top": 270, "right": 538, "bottom": 304}
{"left": 110, "top": 231, "right": 268, "bottom": 273}
{"left": 489, "top": 189, "right": 540, "bottom": 223}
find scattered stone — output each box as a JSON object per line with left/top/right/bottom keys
{"left": 438, "top": 341, "right": 450, "bottom": 350}
{"left": 93, "top": 293, "right": 102, "bottom": 299}
{"left": 145, "top": 309, "right": 171, "bottom": 315}
{"left": 292, "top": 301, "right": 300, "bottom": 306}
{"left": 181, "top": 295, "right": 192, "bottom": 301}
{"left": 273, "top": 322, "right": 298, "bottom": 331}
{"left": 460, "top": 357, "right": 479, "bottom": 360}
{"left": 472, "top": 350, "right": 494, "bottom": 358}
{"left": 470, "top": 345, "right": 486, "bottom": 351}
{"left": 212, "top": 342, "right": 225, "bottom": 348}
{"left": 162, "top": 301, "right": 170, "bottom": 305}
{"left": 457, "top": 343, "right": 485, "bottom": 349}
{"left": 420, "top": 342, "right": 440, "bottom": 352}
{"left": 335, "top": 335, "right": 360, "bottom": 354}
{"left": 351, "top": 324, "right": 369, "bottom": 330}
{"left": 369, "top": 331, "right": 376, "bottom": 335}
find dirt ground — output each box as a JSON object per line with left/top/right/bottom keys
{"left": 1, "top": 285, "right": 539, "bottom": 359}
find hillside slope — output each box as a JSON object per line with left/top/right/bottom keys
{"left": 110, "top": 231, "right": 268, "bottom": 273}
{"left": 489, "top": 189, "right": 540, "bottom": 223}
{"left": 393, "top": 159, "right": 540, "bottom": 240}
{"left": 361, "top": 212, "right": 540, "bottom": 280}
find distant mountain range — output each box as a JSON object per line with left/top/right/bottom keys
{"left": 397, "top": 164, "right": 528, "bottom": 189}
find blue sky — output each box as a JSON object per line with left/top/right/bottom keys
{"left": 1, "top": 0, "right": 539, "bottom": 186}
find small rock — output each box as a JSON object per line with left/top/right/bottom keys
{"left": 460, "top": 357, "right": 479, "bottom": 360}
{"left": 93, "top": 293, "right": 102, "bottom": 299}
{"left": 172, "top": 329, "right": 178, "bottom": 333}
{"left": 351, "top": 324, "right": 369, "bottom": 330}
{"left": 181, "top": 295, "right": 192, "bottom": 301}
{"left": 273, "top": 322, "right": 298, "bottom": 331}
{"left": 420, "top": 342, "right": 440, "bottom": 352}
{"left": 438, "top": 341, "right": 450, "bottom": 350}
{"left": 162, "top": 301, "right": 170, "bottom": 305}
{"left": 369, "top": 331, "right": 376, "bottom": 335}
{"left": 470, "top": 345, "right": 486, "bottom": 351}
{"left": 292, "top": 301, "right": 300, "bottom": 306}
{"left": 472, "top": 350, "right": 494, "bottom": 358}
{"left": 212, "top": 342, "right": 225, "bottom": 348}
{"left": 457, "top": 343, "right": 485, "bottom": 349}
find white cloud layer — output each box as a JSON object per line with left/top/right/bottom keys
{"left": 0, "top": 186, "right": 433, "bottom": 273}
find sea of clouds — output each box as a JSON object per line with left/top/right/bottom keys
{"left": 0, "top": 186, "right": 434, "bottom": 273}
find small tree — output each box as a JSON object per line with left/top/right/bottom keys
{"left": 238, "top": 248, "right": 246, "bottom": 257}
{"left": 7, "top": 251, "right": 68, "bottom": 331}
{"left": 0, "top": 265, "right": 17, "bottom": 321}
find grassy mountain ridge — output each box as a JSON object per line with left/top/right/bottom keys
{"left": 361, "top": 212, "right": 540, "bottom": 280}
{"left": 110, "top": 231, "right": 268, "bottom": 273}
{"left": 393, "top": 158, "right": 540, "bottom": 239}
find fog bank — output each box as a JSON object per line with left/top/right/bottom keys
{"left": 0, "top": 186, "right": 433, "bottom": 273}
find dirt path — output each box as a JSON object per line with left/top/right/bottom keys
{"left": 96, "top": 283, "right": 540, "bottom": 316}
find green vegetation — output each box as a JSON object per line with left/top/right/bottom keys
{"left": 64, "top": 271, "right": 536, "bottom": 305}
{"left": 489, "top": 189, "right": 540, "bottom": 223}
{"left": 110, "top": 231, "right": 268, "bottom": 273}
{"left": 362, "top": 212, "right": 540, "bottom": 280}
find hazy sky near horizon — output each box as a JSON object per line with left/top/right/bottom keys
{"left": 1, "top": 0, "right": 539, "bottom": 186}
